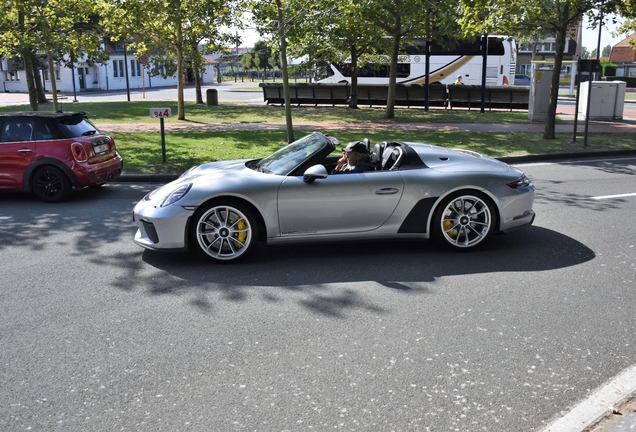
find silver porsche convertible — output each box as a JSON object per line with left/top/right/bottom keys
{"left": 133, "top": 132, "right": 535, "bottom": 262}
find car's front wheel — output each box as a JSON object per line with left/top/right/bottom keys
{"left": 32, "top": 166, "right": 71, "bottom": 203}
{"left": 191, "top": 201, "right": 259, "bottom": 262}
{"left": 432, "top": 191, "right": 496, "bottom": 250}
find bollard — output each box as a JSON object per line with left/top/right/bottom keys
{"left": 206, "top": 88, "right": 218, "bottom": 106}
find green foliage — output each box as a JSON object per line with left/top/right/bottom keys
{"left": 600, "top": 59, "right": 617, "bottom": 75}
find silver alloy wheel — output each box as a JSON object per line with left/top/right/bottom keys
{"left": 195, "top": 205, "right": 253, "bottom": 261}
{"left": 438, "top": 194, "right": 492, "bottom": 248}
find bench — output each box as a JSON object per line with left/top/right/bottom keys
{"left": 261, "top": 83, "right": 528, "bottom": 110}
{"left": 260, "top": 83, "right": 349, "bottom": 106}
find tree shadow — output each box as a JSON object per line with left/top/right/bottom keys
{"left": 0, "top": 183, "right": 596, "bottom": 318}
{"left": 133, "top": 226, "right": 594, "bottom": 316}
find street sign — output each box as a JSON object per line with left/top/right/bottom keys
{"left": 150, "top": 108, "right": 171, "bottom": 163}
{"left": 150, "top": 107, "right": 171, "bottom": 118}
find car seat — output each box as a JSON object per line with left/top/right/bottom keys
{"left": 371, "top": 142, "right": 386, "bottom": 170}
{"left": 381, "top": 144, "right": 405, "bottom": 170}
{"left": 362, "top": 138, "right": 371, "bottom": 153}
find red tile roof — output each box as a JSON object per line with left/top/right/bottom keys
{"left": 609, "top": 33, "right": 636, "bottom": 63}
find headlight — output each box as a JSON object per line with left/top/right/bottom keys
{"left": 161, "top": 183, "right": 192, "bottom": 207}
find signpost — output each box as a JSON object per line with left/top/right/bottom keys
{"left": 150, "top": 108, "right": 171, "bottom": 163}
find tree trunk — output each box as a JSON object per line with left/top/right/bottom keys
{"left": 32, "top": 55, "right": 47, "bottom": 105}
{"left": 276, "top": 0, "right": 294, "bottom": 143}
{"left": 176, "top": 29, "right": 186, "bottom": 120}
{"left": 543, "top": 5, "right": 570, "bottom": 139}
{"left": 22, "top": 49, "right": 38, "bottom": 111}
{"left": 194, "top": 59, "right": 203, "bottom": 104}
{"left": 385, "top": 22, "right": 401, "bottom": 119}
{"left": 348, "top": 44, "right": 359, "bottom": 109}
{"left": 17, "top": 11, "right": 38, "bottom": 111}
{"left": 47, "top": 49, "right": 59, "bottom": 111}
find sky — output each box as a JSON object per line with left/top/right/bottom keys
{"left": 580, "top": 15, "right": 628, "bottom": 52}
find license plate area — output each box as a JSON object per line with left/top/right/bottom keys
{"left": 93, "top": 143, "right": 109, "bottom": 154}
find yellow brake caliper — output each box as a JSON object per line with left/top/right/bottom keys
{"left": 237, "top": 219, "right": 247, "bottom": 247}
{"left": 443, "top": 218, "right": 456, "bottom": 238}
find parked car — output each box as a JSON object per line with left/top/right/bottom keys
{"left": 514, "top": 74, "right": 531, "bottom": 86}
{"left": 133, "top": 132, "right": 535, "bottom": 262}
{"left": 0, "top": 111, "right": 123, "bottom": 202}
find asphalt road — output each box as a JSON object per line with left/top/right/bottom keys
{"left": 1, "top": 156, "right": 635, "bottom": 431}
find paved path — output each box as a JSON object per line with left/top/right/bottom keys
{"left": 93, "top": 120, "right": 636, "bottom": 133}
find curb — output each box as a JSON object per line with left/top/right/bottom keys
{"left": 115, "top": 149, "right": 636, "bottom": 183}
{"left": 497, "top": 148, "right": 636, "bottom": 164}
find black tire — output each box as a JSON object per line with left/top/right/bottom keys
{"left": 190, "top": 200, "right": 259, "bottom": 262}
{"left": 32, "top": 166, "right": 72, "bottom": 203}
{"left": 432, "top": 191, "right": 496, "bottom": 250}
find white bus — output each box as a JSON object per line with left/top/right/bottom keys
{"left": 317, "top": 36, "right": 517, "bottom": 86}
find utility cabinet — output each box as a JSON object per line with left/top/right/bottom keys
{"left": 578, "top": 81, "right": 626, "bottom": 120}
{"left": 528, "top": 68, "right": 553, "bottom": 122}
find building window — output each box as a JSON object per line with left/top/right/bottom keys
{"left": 130, "top": 60, "right": 141, "bottom": 77}
{"left": 113, "top": 60, "right": 124, "bottom": 78}
{"left": 43, "top": 69, "right": 61, "bottom": 81}
{"left": 5, "top": 71, "right": 19, "bottom": 81}
{"left": 520, "top": 64, "right": 531, "bottom": 75}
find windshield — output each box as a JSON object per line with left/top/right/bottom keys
{"left": 57, "top": 116, "right": 100, "bottom": 138}
{"left": 251, "top": 133, "right": 329, "bottom": 175}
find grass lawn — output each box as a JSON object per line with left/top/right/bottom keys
{"left": 0, "top": 101, "right": 534, "bottom": 125}
{"left": 1, "top": 101, "right": 633, "bottom": 174}
{"left": 114, "top": 129, "right": 636, "bottom": 174}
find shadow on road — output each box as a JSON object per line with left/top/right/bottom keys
{"left": 134, "top": 225, "right": 595, "bottom": 315}
{"left": 0, "top": 183, "right": 595, "bottom": 317}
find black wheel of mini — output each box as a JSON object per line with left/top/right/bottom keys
{"left": 32, "top": 166, "right": 72, "bottom": 203}
{"left": 432, "top": 191, "right": 496, "bottom": 250}
{"left": 191, "top": 201, "right": 259, "bottom": 262}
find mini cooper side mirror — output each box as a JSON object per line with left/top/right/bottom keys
{"left": 303, "top": 164, "right": 328, "bottom": 183}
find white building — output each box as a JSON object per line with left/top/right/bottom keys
{"left": 1, "top": 42, "right": 249, "bottom": 94}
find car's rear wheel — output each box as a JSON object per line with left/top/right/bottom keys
{"left": 32, "top": 166, "right": 71, "bottom": 203}
{"left": 191, "top": 201, "right": 258, "bottom": 262}
{"left": 432, "top": 191, "right": 495, "bottom": 250}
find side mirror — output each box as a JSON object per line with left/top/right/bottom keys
{"left": 303, "top": 164, "right": 328, "bottom": 183}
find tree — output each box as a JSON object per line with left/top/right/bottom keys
{"left": 0, "top": 0, "right": 107, "bottom": 111}
{"left": 602, "top": 43, "right": 612, "bottom": 56}
{"left": 288, "top": 0, "right": 385, "bottom": 109}
{"left": 251, "top": 0, "right": 303, "bottom": 143}
{"left": 248, "top": 40, "right": 280, "bottom": 80}
{"left": 105, "top": 0, "right": 242, "bottom": 120}
{"left": 581, "top": 46, "right": 591, "bottom": 58}
{"left": 461, "top": 0, "right": 607, "bottom": 139}
{"left": 367, "top": 0, "right": 453, "bottom": 118}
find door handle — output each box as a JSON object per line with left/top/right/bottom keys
{"left": 375, "top": 188, "right": 399, "bottom": 195}
{"left": 18, "top": 148, "right": 34, "bottom": 153}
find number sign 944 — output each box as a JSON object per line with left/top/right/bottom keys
{"left": 150, "top": 108, "right": 172, "bottom": 118}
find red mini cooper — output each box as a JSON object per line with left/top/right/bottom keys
{"left": 0, "top": 111, "right": 123, "bottom": 202}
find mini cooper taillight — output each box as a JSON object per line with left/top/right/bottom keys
{"left": 71, "top": 142, "right": 88, "bottom": 162}
{"left": 507, "top": 174, "right": 532, "bottom": 188}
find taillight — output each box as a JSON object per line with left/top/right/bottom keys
{"left": 507, "top": 174, "right": 532, "bottom": 188}
{"left": 109, "top": 136, "right": 117, "bottom": 151}
{"left": 71, "top": 142, "right": 88, "bottom": 162}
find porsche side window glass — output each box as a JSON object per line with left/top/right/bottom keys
{"left": 252, "top": 134, "right": 326, "bottom": 175}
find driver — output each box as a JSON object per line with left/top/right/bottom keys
{"left": 332, "top": 141, "right": 375, "bottom": 174}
